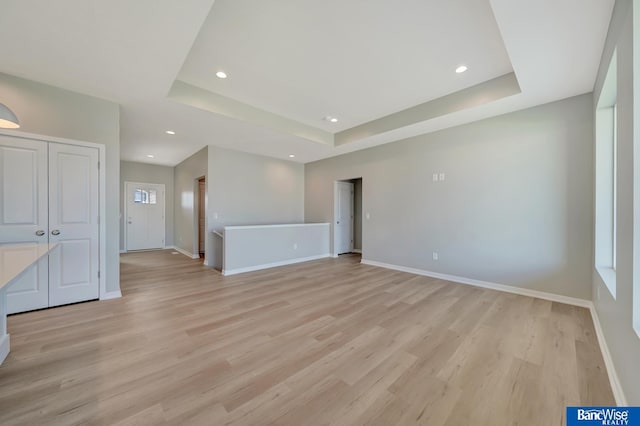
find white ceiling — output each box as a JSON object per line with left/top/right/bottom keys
{"left": 0, "top": 0, "right": 614, "bottom": 166}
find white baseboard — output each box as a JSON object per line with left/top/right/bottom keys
{"left": 100, "top": 290, "right": 122, "bottom": 301}
{"left": 353, "top": 249, "right": 362, "bottom": 254}
{"left": 589, "top": 304, "right": 627, "bottom": 406}
{"left": 223, "top": 254, "right": 331, "bottom": 276}
{"left": 360, "top": 258, "right": 627, "bottom": 404}
{"left": 119, "top": 249, "right": 126, "bottom": 254}
{"left": 0, "top": 334, "right": 9, "bottom": 365}
{"left": 167, "top": 246, "right": 199, "bottom": 259}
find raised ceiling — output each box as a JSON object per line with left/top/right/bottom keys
{"left": 0, "top": 0, "right": 614, "bottom": 166}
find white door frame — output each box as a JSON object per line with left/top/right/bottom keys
{"left": 123, "top": 181, "right": 166, "bottom": 251}
{"left": 0, "top": 128, "right": 107, "bottom": 300}
{"left": 333, "top": 180, "right": 355, "bottom": 257}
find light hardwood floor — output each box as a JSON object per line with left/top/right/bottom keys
{"left": 0, "top": 250, "right": 613, "bottom": 425}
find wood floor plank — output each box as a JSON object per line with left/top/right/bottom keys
{"left": 0, "top": 250, "right": 615, "bottom": 425}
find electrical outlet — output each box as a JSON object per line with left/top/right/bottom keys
{"left": 293, "top": 243, "right": 298, "bottom": 250}
{"left": 432, "top": 252, "right": 438, "bottom": 260}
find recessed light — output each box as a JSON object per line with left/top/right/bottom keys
{"left": 165, "top": 130, "right": 175, "bottom": 135}
{"left": 289, "top": 154, "right": 295, "bottom": 158}
{"left": 146, "top": 154, "right": 155, "bottom": 158}
{"left": 324, "top": 116, "right": 339, "bottom": 123}
{"left": 455, "top": 65, "right": 468, "bottom": 74}
{"left": 216, "top": 71, "right": 227, "bottom": 79}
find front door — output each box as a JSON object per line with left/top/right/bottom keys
{"left": 125, "top": 182, "right": 165, "bottom": 251}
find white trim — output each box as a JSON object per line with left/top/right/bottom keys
{"left": 353, "top": 249, "right": 362, "bottom": 254}
{"left": 119, "top": 250, "right": 126, "bottom": 254}
{"left": 360, "top": 258, "right": 628, "bottom": 403}
{"left": 0, "top": 334, "right": 9, "bottom": 365}
{"left": 100, "top": 290, "right": 122, "bottom": 301}
{"left": 361, "top": 259, "right": 591, "bottom": 307}
{"left": 223, "top": 223, "right": 330, "bottom": 230}
{"left": 223, "top": 254, "right": 330, "bottom": 276}
{"left": 168, "top": 245, "right": 199, "bottom": 259}
{"left": 0, "top": 129, "right": 109, "bottom": 302}
{"left": 589, "top": 304, "right": 627, "bottom": 406}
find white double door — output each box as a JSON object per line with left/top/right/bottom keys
{"left": 0, "top": 135, "right": 100, "bottom": 314}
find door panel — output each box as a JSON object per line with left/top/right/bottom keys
{"left": 335, "top": 182, "right": 354, "bottom": 255}
{"left": 48, "top": 143, "right": 99, "bottom": 307}
{"left": 0, "top": 136, "right": 49, "bottom": 313}
{"left": 0, "top": 137, "right": 48, "bottom": 242}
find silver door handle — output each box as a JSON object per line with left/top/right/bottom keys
{"left": 35, "top": 230, "right": 45, "bottom": 236}
{"left": 51, "top": 229, "right": 60, "bottom": 235}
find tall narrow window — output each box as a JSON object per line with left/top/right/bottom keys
{"left": 595, "top": 51, "right": 617, "bottom": 298}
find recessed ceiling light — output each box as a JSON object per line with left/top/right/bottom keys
{"left": 216, "top": 71, "right": 227, "bottom": 79}
{"left": 289, "top": 154, "right": 295, "bottom": 158}
{"left": 146, "top": 154, "right": 155, "bottom": 158}
{"left": 455, "top": 65, "right": 468, "bottom": 74}
{"left": 324, "top": 116, "right": 339, "bottom": 123}
{"left": 165, "top": 130, "right": 175, "bottom": 135}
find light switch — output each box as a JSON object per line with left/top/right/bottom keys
{"left": 439, "top": 173, "right": 445, "bottom": 181}
{"left": 432, "top": 173, "right": 438, "bottom": 182}
{"left": 366, "top": 212, "right": 370, "bottom": 220}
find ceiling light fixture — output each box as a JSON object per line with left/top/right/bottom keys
{"left": 0, "top": 103, "right": 20, "bottom": 129}
{"left": 146, "top": 154, "right": 155, "bottom": 158}
{"left": 165, "top": 130, "right": 175, "bottom": 135}
{"left": 216, "top": 71, "right": 227, "bottom": 79}
{"left": 455, "top": 65, "right": 468, "bottom": 74}
{"left": 289, "top": 154, "right": 295, "bottom": 158}
{"left": 324, "top": 116, "right": 338, "bottom": 123}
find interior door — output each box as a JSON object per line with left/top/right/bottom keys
{"left": 0, "top": 136, "right": 49, "bottom": 313}
{"left": 48, "top": 143, "right": 100, "bottom": 307}
{"left": 125, "top": 182, "right": 165, "bottom": 251}
{"left": 198, "top": 178, "right": 205, "bottom": 254}
{"left": 335, "top": 181, "right": 354, "bottom": 255}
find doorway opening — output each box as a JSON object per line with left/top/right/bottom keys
{"left": 333, "top": 178, "right": 362, "bottom": 257}
{"left": 197, "top": 177, "right": 206, "bottom": 259}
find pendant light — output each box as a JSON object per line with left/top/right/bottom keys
{"left": 0, "top": 103, "right": 20, "bottom": 129}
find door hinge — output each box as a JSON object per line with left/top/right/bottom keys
{"left": 98, "top": 270, "right": 101, "bottom": 278}
{"left": 97, "top": 215, "right": 100, "bottom": 224}
{"left": 97, "top": 161, "right": 100, "bottom": 170}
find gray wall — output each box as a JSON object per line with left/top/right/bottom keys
{"left": 174, "top": 147, "right": 208, "bottom": 256}
{"left": 120, "top": 161, "right": 175, "bottom": 250}
{"left": 223, "top": 224, "right": 330, "bottom": 273}
{"left": 306, "top": 94, "right": 593, "bottom": 300}
{"left": 206, "top": 146, "right": 305, "bottom": 267}
{"left": 0, "top": 72, "right": 121, "bottom": 294}
{"left": 592, "top": 0, "right": 639, "bottom": 404}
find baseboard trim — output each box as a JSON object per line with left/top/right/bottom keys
{"left": 100, "top": 290, "right": 122, "bottom": 301}
{"left": 0, "top": 334, "right": 9, "bottom": 365}
{"left": 360, "top": 259, "right": 591, "bottom": 307}
{"left": 119, "top": 249, "right": 126, "bottom": 254}
{"left": 352, "top": 249, "right": 362, "bottom": 254}
{"left": 360, "top": 258, "right": 627, "bottom": 404}
{"left": 589, "top": 304, "right": 627, "bottom": 406}
{"left": 223, "top": 254, "right": 331, "bottom": 276}
{"left": 167, "top": 246, "right": 199, "bottom": 260}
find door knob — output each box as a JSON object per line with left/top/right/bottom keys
{"left": 127, "top": 221, "right": 132, "bottom": 224}
{"left": 337, "top": 221, "right": 340, "bottom": 224}
{"left": 51, "top": 229, "right": 61, "bottom": 235}
{"left": 35, "top": 230, "right": 45, "bottom": 236}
